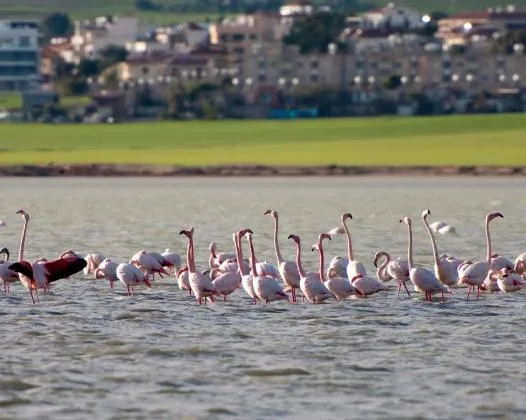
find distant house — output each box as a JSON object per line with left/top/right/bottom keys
{"left": 361, "top": 4, "right": 424, "bottom": 30}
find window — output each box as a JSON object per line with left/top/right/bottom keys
{"left": 311, "top": 74, "right": 318, "bottom": 83}
{"left": 142, "top": 67, "right": 149, "bottom": 75}
{"left": 19, "top": 36, "right": 30, "bottom": 47}
{"left": 258, "top": 74, "right": 266, "bottom": 83}
{"left": 249, "top": 34, "right": 258, "bottom": 41}
{"left": 311, "top": 61, "right": 318, "bottom": 69}
{"left": 232, "top": 33, "right": 245, "bottom": 42}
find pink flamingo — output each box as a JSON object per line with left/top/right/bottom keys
{"left": 180, "top": 228, "right": 217, "bottom": 305}
{"left": 288, "top": 234, "right": 333, "bottom": 304}
{"left": 235, "top": 228, "right": 259, "bottom": 304}
{"left": 8, "top": 209, "right": 87, "bottom": 304}
{"left": 246, "top": 232, "right": 289, "bottom": 304}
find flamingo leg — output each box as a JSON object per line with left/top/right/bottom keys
{"left": 466, "top": 286, "right": 472, "bottom": 300}
{"left": 476, "top": 286, "right": 480, "bottom": 300}
{"left": 397, "top": 282, "right": 402, "bottom": 296}
{"left": 441, "top": 291, "right": 445, "bottom": 303}
{"left": 29, "top": 290, "right": 36, "bottom": 304}
{"left": 127, "top": 285, "right": 131, "bottom": 295}
{"left": 35, "top": 288, "right": 40, "bottom": 303}
{"left": 402, "top": 282, "right": 411, "bottom": 297}
{"left": 223, "top": 294, "right": 227, "bottom": 301}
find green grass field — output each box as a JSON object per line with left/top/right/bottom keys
{"left": 0, "top": 94, "right": 91, "bottom": 110}
{"left": 0, "top": 0, "right": 521, "bottom": 23}
{"left": 0, "top": 114, "right": 525, "bottom": 167}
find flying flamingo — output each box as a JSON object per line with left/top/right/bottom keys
{"left": 341, "top": 213, "right": 367, "bottom": 280}
{"left": 313, "top": 234, "right": 354, "bottom": 300}
{"left": 246, "top": 232, "right": 289, "bottom": 304}
{"left": 180, "top": 228, "right": 217, "bottom": 305}
{"left": 457, "top": 212, "right": 503, "bottom": 300}
{"left": 0, "top": 247, "right": 18, "bottom": 294}
{"left": 116, "top": 262, "right": 151, "bottom": 295}
{"left": 8, "top": 209, "right": 87, "bottom": 304}
{"left": 422, "top": 209, "right": 459, "bottom": 287}
{"left": 400, "top": 216, "right": 451, "bottom": 303}
{"left": 83, "top": 253, "right": 106, "bottom": 276}
{"left": 373, "top": 251, "right": 410, "bottom": 296}
{"left": 94, "top": 258, "right": 119, "bottom": 288}
{"left": 288, "top": 234, "right": 333, "bottom": 304}
{"left": 235, "top": 229, "right": 258, "bottom": 304}
{"left": 264, "top": 209, "right": 301, "bottom": 302}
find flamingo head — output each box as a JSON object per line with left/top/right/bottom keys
{"left": 491, "top": 253, "right": 499, "bottom": 258}
{"left": 176, "top": 266, "right": 189, "bottom": 277}
{"left": 421, "top": 209, "right": 431, "bottom": 220}
{"left": 264, "top": 209, "right": 278, "bottom": 218}
{"left": 238, "top": 228, "right": 253, "bottom": 239}
{"left": 179, "top": 228, "right": 194, "bottom": 239}
{"left": 500, "top": 267, "right": 510, "bottom": 277}
{"left": 94, "top": 267, "right": 105, "bottom": 279}
{"left": 318, "top": 233, "right": 331, "bottom": 243}
{"left": 400, "top": 216, "right": 412, "bottom": 225}
{"left": 311, "top": 243, "right": 319, "bottom": 252}
{"left": 488, "top": 212, "right": 504, "bottom": 222}
{"left": 208, "top": 241, "right": 217, "bottom": 256}
{"left": 351, "top": 273, "right": 363, "bottom": 284}
{"left": 341, "top": 212, "right": 353, "bottom": 222}
{"left": 373, "top": 251, "right": 389, "bottom": 267}
{"left": 0, "top": 247, "right": 9, "bottom": 262}
{"left": 143, "top": 276, "right": 152, "bottom": 288}
{"left": 288, "top": 234, "right": 300, "bottom": 244}
{"left": 16, "top": 209, "right": 29, "bottom": 221}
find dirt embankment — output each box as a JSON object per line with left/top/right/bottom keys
{"left": 0, "top": 165, "right": 525, "bottom": 177}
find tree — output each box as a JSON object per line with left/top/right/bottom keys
{"left": 41, "top": 13, "right": 73, "bottom": 40}
{"left": 77, "top": 59, "right": 100, "bottom": 78}
{"left": 98, "top": 45, "right": 129, "bottom": 69}
{"left": 384, "top": 75, "right": 402, "bottom": 90}
{"left": 283, "top": 11, "right": 347, "bottom": 54}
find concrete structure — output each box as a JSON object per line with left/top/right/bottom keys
{"left": 361, "top": 4, "right": 424, "bottom": 30}
{"left": 0, "top": 19, "right": 39, "bottom": 92}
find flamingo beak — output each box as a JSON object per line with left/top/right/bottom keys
{"left": 144, "top": 278, "right": 152, "bottom": 288}
{"left": 264, "top": 209, "right": 271, "bottom": 215}
{"left": 373, "top": 259, "right": 378, "bottom": 267}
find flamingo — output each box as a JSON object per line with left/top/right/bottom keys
{"left": 148, "top": 251, "right": 176, "bottom": 276}
{"left": 8, "top": 209, "right": 87, "bottom": 304}
{"left": 94, "top": 258, "right": 119, "bottom": 288}
{"left": 341, "top": 213, "right": 367, "bottom": 280}
{"left": 211, "top": 232, "right": 244, "bottom": 301}
{"left": 180, "top": 228, "right": 217, "bottom": 305}
{"left": 208, "top": 242, "right": 236, "bottom": 268}
{"left": 400, "top": 216, "right": 451, "bottom": 303}
{"left": 326, "top": 256, "right": 349, "bottom": 280}
{"left": 235, "top": 228, "right": 258, "bottom": 304}
{"left": 116, "top": 263, "right": 151, "bottom": 295}
{"left": 288, "top": 234, "right": 333, "bottom": 303}
{"left": 457, "top": 212, "right": 503, "bottom": 300}
{"left": 83, "top": 253, "right": 106, "bottom": 276}
{"left": 0, "top": 247, "right": 18, "bottom": 294}
{"left": 175, "top": 266, "right": 192, "bottom": 294}
{"left": 422, "top": 209, "right": 459, "bottom": 287}
{"left": 513, "top": 252, "right": 526, "bottom": 276}
{"left": 246, "top": 232, "right": 289, "bottom": 304}
{"left": 314, "top": 234, "right": 354, "bottom": 300}
{"left": 495, "top": 268, "right": 523, "bottom": 293}
{"left": 373, "top": 251, "right": 410, "bottom": 296}
{"left": 489, "top": 253, "right": 513, "bottom": 272}
{"left": 161, "top": 248, "right": 182, "bottom": 273}
{"left": 429, "top": 221, "right": 457, "bottom": 235}
{"left": 264, "top": 209, "right": 301, "bottom": 302}
{"left": 129, "top": 250, "right": 170, "bottom": 280}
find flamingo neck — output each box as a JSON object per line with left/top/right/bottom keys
{"left": 318, "top": 242, "right": 326, "bottom": 282}
{"left": 485, "top": 217, "right": 492, "bottom": 263}
{"left": 407, "top": 223, "right": 414, "bottom": 271}
{"left": 235, "top": 234, "right": 248, "bottom": 276}
{"left": 187, "top": 235, "right": 195, "bottom": 273}
{"left": 342, "top": 218, "right": 354, "bottom": 261}
{"left": 18, "top": 217, "right": 28, "bottom": 262}
{"left": 294, "top": 240, "right": 306, "bottom": 278}
{"left": 423, "top": 216, "right": 440, "bottom": 265}
{"left": 377, "top": 253, "right": 390, "bottom": 281}
{"left": 247, "top": 236, "right": 258, "bottom": 275}
{"left": 272, "top": 216, "right": 284, "bottom": 264}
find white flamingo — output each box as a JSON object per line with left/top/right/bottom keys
{"left": 264, "top": 209, "right": 301, "bottom": 302}
{"left": 288, "top": 234, "right": 333, "bottom": 304}
{"left": 180, "top": 228, "right": 217, "bottom": 305}
{"left": 513, "top": 252, "right": 526, "bottom": 276}
{"left": 208, "top": 242, "right": 236, "bottom": 268}
{"left": 161, "top": 248, "right": 182, "bottom": 272}
{"left": 94, "top": 258, "right": 119, "bottom": 288}
{"left": 430, "top": 221, "right": 457, "bottom": 235}
{"left": 116, "top": 263, "right": 151, "bottom": 295}
{"left": 211, "top": 232, "right": 244, "bottom": 301}
{"left": 235, "top": 228, "right": 258, "bottom": 304}
{"left": 246, "top": 232, "right": 289, "bottom": 304}
{"left": 341, "top": 213, "right": 367, "bottom": 280}
{"left": 130, "top": 250, "right": 170, "bottom": 280}
{"left": 148, "top": 251, "right": 176, "bottom": 276}
{"left": 422, "top": 209, "right": 459, "bottom": 287}
{"left": 457, "top": 212, "right": 503, "bottom": 300}
{"left": 495, "top": 268, "right": 523, "bottom": 293}
{"left": 83, "top": 253, "right": 106, "bottom": 276}
{"left": 326, "top": 256, "right": 349, "bottom": 280}
{"left": 400, "top": 216, "right": 451, "bottom": 303}
{"left": 489, "top": 253, "right": 513, "bottom": 272}
{"left": 0, "top": 247, "right": 18, "bottom": 294}
{"left": 314, "top": 234, "right": 354, "bottom": 300}
{"left": 373, "top": 251, "right": 410, "bottom": 296}
{"left": 175, "top": 266, "right": 191, "bottom": 294}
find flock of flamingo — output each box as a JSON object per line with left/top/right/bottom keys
{"left": 0, "top": 208, "right": 525, "bottom": 306}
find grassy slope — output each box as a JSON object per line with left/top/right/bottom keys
{"left": 0, "top": 0, "right": 523, "bottom": 22}
{"left": 0, "top": 114, "right": 525, "bottom": 166}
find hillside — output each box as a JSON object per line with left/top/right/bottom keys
{"left": 0, "top": 0, "right": 524, "bottom": 23}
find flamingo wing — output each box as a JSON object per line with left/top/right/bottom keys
{"left": 43, "top": 257, "right": 87, "bottom": 283}
{"left": 8, "top": 261, "right": 33, "bottom": 279}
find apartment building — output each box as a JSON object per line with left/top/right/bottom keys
{"left": 0, "top": 19, "right": 39, "bottom": 92}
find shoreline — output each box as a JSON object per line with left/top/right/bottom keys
{"left": 0, "top": 164, "right": 525, "bottom": 177}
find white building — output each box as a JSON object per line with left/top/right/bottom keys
{"left": 0, "top": 19, "right": 40, "bottom": 92}
{"left": 361, "top": 4, "right": 423, "bottom": 30}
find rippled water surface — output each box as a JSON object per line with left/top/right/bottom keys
{"left": 1, "top": 177, "right": 526, "bottom": 420}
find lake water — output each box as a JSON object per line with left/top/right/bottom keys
{"left": 1, "top": 177, "right": 526, "bottom": 420}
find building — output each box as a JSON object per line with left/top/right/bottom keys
{"left": 361, "top": 4, "right": 424, "bottom": 30}
{"left": 0, "top": 19, "right": 39, "bottom": 92}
